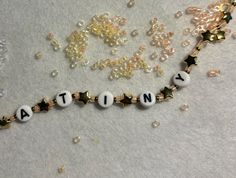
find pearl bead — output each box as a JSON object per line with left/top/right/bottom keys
{"left": 139, "top": 91, "right": 156, "bottom": 108}
{"left": 56, "top": 91, "right": 73, "bottom": 107}
{"left": 173, "top": 71, "right": 191, "bottom": 87}
{"left": 98, "top": 91, "right": 114, "bottom": 108}
{"left": 16, "top": 105, "right": 33, "bottom": 122}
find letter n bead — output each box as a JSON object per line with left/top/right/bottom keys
{"left": 139, "top": 91, "right": 156, "bottom": 108}
{"left": 173, "top": 71, "right": 190, "bottom": 87}
{"left": 56, "top": 90, "right": 73, "bottom": 107}
{"left": 16, "top": 105, "right": 33, "bottom": 122}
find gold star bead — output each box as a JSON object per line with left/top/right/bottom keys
{"left": 120, "top": 94, "right": 133, "bottom": 106}
{"left": 216, "top": 30, "right": 225, "bottom": 40}
{"left": 79, "top": 91, "right": 91, "bottom": 104}
{"left": 161, "top": 87, "right": 173, "bottom": 99}
{"left": 201, "top": 30, "right": 218, "bottom": 42}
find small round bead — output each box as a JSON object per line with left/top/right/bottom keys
{"left": 16, "top": 105, "right": 33, "bottom": 122}
{"left": 98, "top": 91, "right": 114, "bottom": 108}
{"left": 139, "top": 91, "right": 156, "bottom": 108}
{"left": 173, "top": 71, "right": 191, "bottom": 87}
{"left": 56, "top": 90, "right": 73, "bottom": 107}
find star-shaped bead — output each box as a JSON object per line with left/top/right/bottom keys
{"left": 216, "top": 30, "right": 225, "bottom": 40}
{"left": 120, "top": 94, "right": 133, "bottom": 106}
{"left": 161, "top": 87, "right": 173, "bottom": 99}
{"left": 38, "top": 99, "right": 50, "bottom": 111}
{"left": 0, "top": 119, "right": 8, "bottom": 127}
{"left": 79, "top": 91, "right": 91, "bottom": 104}
{"left": 184, "top": 55, "right": 197, "bottom": 68}
{"left": 0, "top": 116, "right": 12, "bottom": 128}
{"left": 222, "top": 12, "right": 232, "bottom": 23}
{"left": 201, "top": 30, "right": 218, "bottom": 42}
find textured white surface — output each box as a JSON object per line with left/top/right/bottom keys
{"left": 0, "top": 0, "right": 236, "bottom": 178}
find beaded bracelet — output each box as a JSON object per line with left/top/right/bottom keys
{"left": 0, "top": 0, "right": 235, "bottom": 129}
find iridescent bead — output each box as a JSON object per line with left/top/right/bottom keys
{"left": 51, "top": 70, "right": 59, "bottom": 77}
{"left": 152, "top": 121, "right": 160, "bottom": 128}
{"left": 175, "top": 11, "right": 183, "bottom": 18}
{"left": 127, "top": 0, "right": 135, "bottom": 8}
{"left": 70, "top": 62, "right": 78, "bottom": 69}
{"left": 207, "top": 69, "right": 221, "bottom": 77}
{"left": 180, "top": 104, "right": 189, "bottom": 112}
{"left": 77, "top": 20, "right": 85, "bottom": 27}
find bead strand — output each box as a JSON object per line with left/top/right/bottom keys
{"left": 0, "top": 0, "right": 235, "bottom": 129}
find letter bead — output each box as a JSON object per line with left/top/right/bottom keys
{"left": 98, "top": 91, "right": 114, "bottom": 108}
{"left": 173, "top": 71, "right": 190, "bottom": 87}
{"left": 139, "top": 91, "right": 156, "bottom": 108}
{"left": 16, "top": 105, "right": 33, "bottom": 122}
{"left": 56, "top": 90, "right": 73, "bottom": 107}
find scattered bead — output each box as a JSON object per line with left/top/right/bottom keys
{"left": 51, "top": 69, "right": 59, "bottom": 77}
{"left": 111, "top": 48, "right": 118, "bottom": 55}
{"left": 34, "top": 52, "right": 43, "bottom": 60}
{"left": 130, "top": 30, "right": 139, "bottom": 37}
{"left": 57, "top": 165, "right": 65, "bottom": 174}
{"left": 175, "top": 11, "right": 183, "bottom": 19}
{"left": 72, "top": 136, "right": 81, "bottom": 144}
{"left": 153, "top": 65, "right": 164, "bottom": 77}
{"left": 127, "top": 0, "right": 135, "bottom": 8}
{"left": 151, "top": 121, "right": 160, "bottom": 128}
{"left": 183, "top": 28, "right": 191, "bottom": 35}
{"left": 150, "top": 52, "right": 158, "bottom": 60}
{"left": 180, "top": 104, "right": 189, "bottom": 112}
{"left": 46, "top": 33, "right": 61, "bottom": 51}
{"left": 77, "top": 20, "right": 85, "bottom": 28}
{"left": 70, "top": 62, "right": 78, "bottom": 69}
{"left": 16, "top": 105, "right": 33, "bottom": 122}
{"left": 207, "top": 69, "right": 221, "bottom": 77}
{"left": 181, "top": 40, "right": 191, "bottom": 47}
{"left": 46, "top": 33, "right": 54, "bottom": 41}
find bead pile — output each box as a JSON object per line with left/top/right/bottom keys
{"left": 90, "top": 45, "right": 151, "bottom": 80}
{"left": 147, "top": 17, "right": 175, "bottom": 62}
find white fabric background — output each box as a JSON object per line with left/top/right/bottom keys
{"left": 0, "top": 0, "right": 236, "bottom": 178}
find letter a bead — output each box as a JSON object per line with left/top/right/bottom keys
{"left": 173, "top": 71, "right": 190, "bottom": 87}
{"left": 56, "top": 90, "right": 73, "bottom": 107}
{"left": 16, "top": 105, "right": 33, "bottom": 122}
{"left": 139, "top": 91, "right": 156, "bottom": 108}
{"left": 98, "top": 91, "right": 114, "bottom": 108}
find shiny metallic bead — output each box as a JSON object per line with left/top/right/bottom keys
{"left": 51, "top": 70, "right": 59, "bottom": 77}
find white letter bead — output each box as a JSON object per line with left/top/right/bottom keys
{"left": 56, "top": 90, "right": 73, "bottom": 107}
{"left": 173, "top": 71, "right": 190, "bottom": 87}
{"left": 98, "top": 91, "right": 114, "bottom": 108}
{"left": 16, "top": 105, "right": 33, "bottom": 122}
{"left": 139, "top": 91, "right": 156, "bottom": 108}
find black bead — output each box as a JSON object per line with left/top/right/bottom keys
{"left": 184, "top": 55, "right": 197, "bottom": 67}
